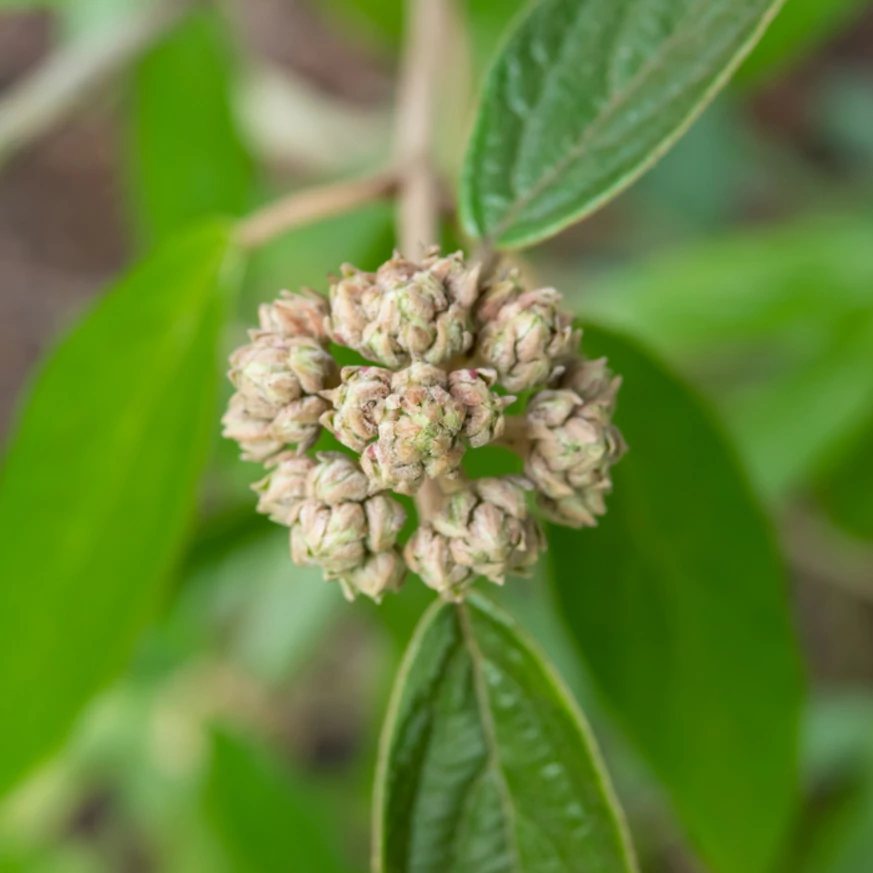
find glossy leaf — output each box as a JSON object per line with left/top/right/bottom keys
{"left": 0, "top": 223, "right": 237, "bottom": 797}
{"left": 373, "top": 594, "right": 637, "bottom": 873}
{"left": 205, "top": 731, "right": 347, "bottom": 873}
{"left": 126, "top": 9, "right": 253, "bottom": 246}
{"left": 549, "top": 326, "right": 802, "bottom": 873}
{"left": 461, "top": 0, "right": 786, "bottom": 249}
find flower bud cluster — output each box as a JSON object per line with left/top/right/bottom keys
{"left": 405, "top": 477, "right": 545, "bottom": 600}
{"left": 329, "top": 248, "right": 479, "bottom": 368}
{"left": 322, "top": 363, "right": 512, "bottom": 494}
{"left": 222, "top": 291, "right": 336, "bottom": 461}
{"left": 525, "top": 358, "right": 627, "bottom": 528}
{"left": 256, "top": 452, "right": 406, "bottom": 601}
{"left": 223, "top": 250, "right": 626, "bottom": 603}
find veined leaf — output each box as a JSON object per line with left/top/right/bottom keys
{"left": 126, "top": 8, "right": 253, "bottom": 247}
{"left": 373, "top": 594, "right": 637, "bottom": 873}
{"left": 549, "top": 326, "right": 802, "bottom": 873}
{"left": 461, "top": 0, "right": 786, "bottom": 249}
{"left": 0, "top": 223, "right": 238, "bottom": 798}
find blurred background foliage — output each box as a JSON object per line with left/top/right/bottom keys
{"left": 0, "top": 0, "right": 873, "bottom": 871}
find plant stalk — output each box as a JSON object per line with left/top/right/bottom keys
{"left": 394, "top": 0, "right": 449, "bottom": 521}
{"left": 235, "top": 171, "right": 398, "bottom": 249}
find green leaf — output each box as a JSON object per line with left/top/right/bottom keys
{"left": 816, "top": 414, "right": 873, "bottom": 541}
{"left": 0, "top": 223, "right": 238, "bottom": 798}
{"left": 737, "top": 0, "right": 869, "bottom": 86}
{"left": 549, "top": 325, "right": 802, "bottom": 873}
{"left": 205, "top": 730, "right": 347, "bottom": 873}
{"left": 126, "top": 9, "right": 253, "bottom": 247}
{"left": 577, "top": 216, "right": 873, "bottom": 499}
{"left": 461, "top": 0, "right": 786, "bottom": 249}
{"left": 373, "top": 594, "right": 637, "bottom": 873}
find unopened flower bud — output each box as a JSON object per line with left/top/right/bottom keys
{"left": 258, "top": 290, "right": 330, "bottom": 342}
{"left": 525, "top": 358, "right": 626, "bottom": 529}
{"left": 290, "top": 499, "right": 367, "bottom": 575}
{"left": 320, "top": 366, "right": 392, "bottom": 451}
{"left": 475, "top": 275, "right": 578, "bottom": 392}
{"left": 286, "top": 337, "right": 337, "bottom": 395}
{"left": 221, "top": 395, "right": 284, "bottom": 463}
{"left": 448, "top": 368, "right": 514, "bottom": 448}
{"left": 306, "top": 452, "right": 370, "bottom": 504}
{"left": 229, "top": 336, "right": 301, "bottom": 409}
{"left": 269, "top": 395, "right": 331, "bottom": 454}
{"left": 360, "top": 364, "right": 467, "bottom": 494}
{"left": 407, "top": 477, "right": 544, "bottom": 598}
{"left": 364, "top": 494, "right": 407, "bottom": 552}
{"left": 404, "top": 527, "right": 475, "bottom": 600}
{"left": 338, "top": 550, "right": 406, "bottom": 602}
{"left": 563, "top": 357, "right": 621, "bottom": 415}
{"left": 253, "top": 453, "right": 316, "bottom": 524}
{"left": 226, "top": 331, "right": 338, "bottom": 457}
{"left": 329, "top": 250, "right": 480, "bottom": 367}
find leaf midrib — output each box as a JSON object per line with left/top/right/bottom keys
{"left": 456, "top": 602, "right": 524, "bottom": 873}
{"left": 491, "top": 0, "right": 717, "bottom": 240}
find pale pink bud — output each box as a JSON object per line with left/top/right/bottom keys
{"left": 258, "top": 289, "right": 330, "bottom": 342}
{"left": 229, "top": 336, "right": 301, "bottom": 409}
{"left": 524, "top": 358, "right": 626, "bottom": 529}
{"left": 221, "top": 394, "right": 283, "bottom": 463}
{"left": 320, "top": 366, "right": 392, "bottom": 451}
{"left": 358, "top": 364, "right": 467, "bottom": 493}
{"left": 475, "top": 275, "right": 579, "bottom": 392}
{"left": 411, "top": 477, "right": 543, "bottom": 596}
{"left": 339, "top": 550, "right": 406, "bottom": 602}
{"left": 286, "top": 337, "right": 337, "bottom": 395}
{"left": 290, "top": 500, "right": 367, "bottom": 575}
{"left": 253, "top": 454, "right": 316, "bottom": 524}
{"left": 364, "top": 494, "right": 407, "bottom": 552}
{"left": 306, "top": 452, "right": 370, "bottom": 504}
{"left": 404, "top": 527, "right": 475, "bottom": 600}
{"left": 448, "top": 368, "right": 514, "bottom": 448}
{"left": 269, "top": 395, "right": 331, "bottom": 454}
{"left": 328, "top": 250, "right": 480, "bottom": 367}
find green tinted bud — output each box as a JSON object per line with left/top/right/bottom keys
{"left": 525, "top": 357, "right": 626, "bottom": 529}
{"left": 475, "top": 275, "right": 578, "bottom": 392}
{"left": 221, "top": 394, "right": 283, "bottom": 463}
{"left": 253, "top": 453, "right": 316, "bottom": 524}
{"left": 306, "top": 452, "right": 370, "bottom": 504}
{"left": 448, "top": 368, "right": 513, "bottom": 448}
{"left": 290, "top": 500, "right": 367, "bottom": 575}
{"left": 328, "top": 249, "right": 480, "bottom": 367}
{"left": 338, "top": 550, "right": 407, "bottom": 602}
{"left": 359, "top": 364, "right": 467, "bottom": 494}
{"left": 320, "top": 366, "right": 392, "bottom": 452}
{"left": 258, "top": 289, "right": 330, "bottom": 342}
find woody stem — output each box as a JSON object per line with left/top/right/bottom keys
{"left": 395, "top": 0, "right": 449, "bottom": 521}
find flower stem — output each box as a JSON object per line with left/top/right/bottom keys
{"left": 394, "top": 0, "right": 449, "bottom": 522}
{"left": 394, "top": 0, "right": 446, "bottom": 259}
{"left": 235, "top": 172, "right": 398, "bottom": 250}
